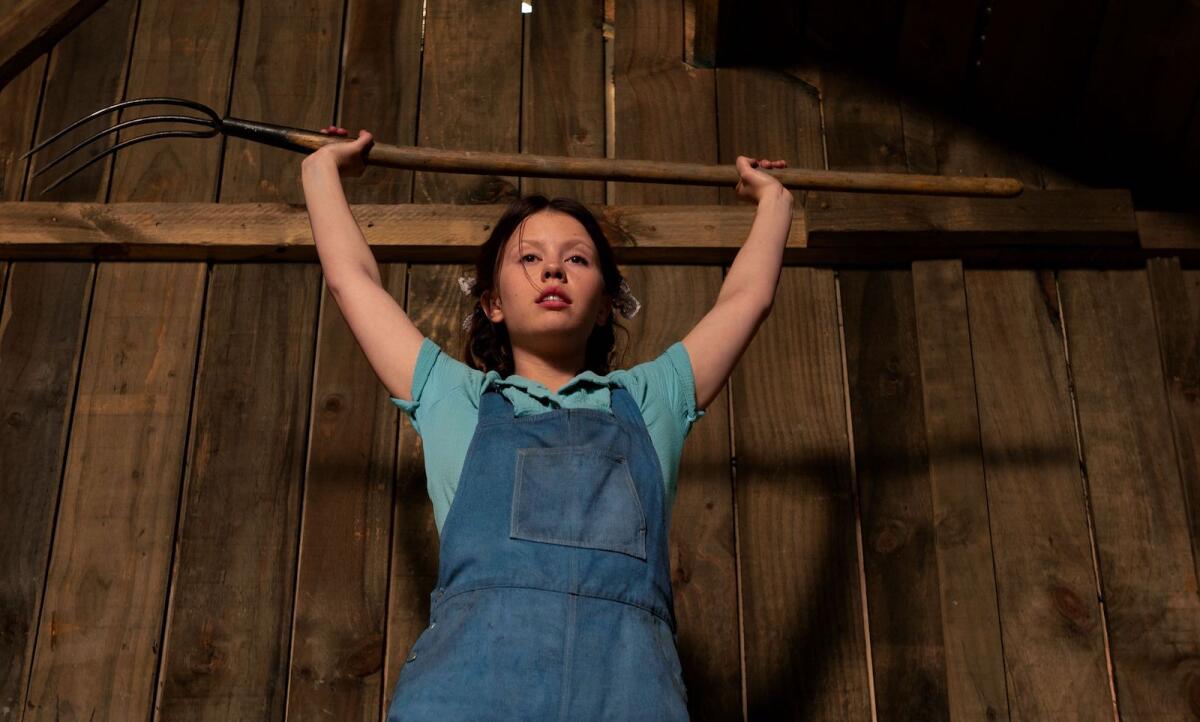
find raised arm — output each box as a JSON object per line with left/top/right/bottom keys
{"left": 301, "top": 128, "right": 425, "bottom": 402}
{"left": 681, "top": 155, "right": 793, "bottom": 412}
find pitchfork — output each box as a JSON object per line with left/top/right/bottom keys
{"left": 20, "top": 96, "right": 1024, "bottom": 197}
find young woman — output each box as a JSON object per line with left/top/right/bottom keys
{"left": 302, "top": 126, "right": 792, "bottom": 720}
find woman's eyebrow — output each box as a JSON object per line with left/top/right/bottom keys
{"left": 520, "top": 239, "right": 594, "bottom": 253}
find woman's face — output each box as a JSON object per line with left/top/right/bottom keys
{"left": 483, "top": 210, "right": 610, "bottom": 355}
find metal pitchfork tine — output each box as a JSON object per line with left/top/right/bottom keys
{"left": 22, "top": 95, "right": 1025, "bottom": 198}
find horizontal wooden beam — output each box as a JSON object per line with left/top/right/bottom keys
{"left": 805, "top": 188, "right": 1139, "bottom": 247}
{"left": 0, "top": 193, "right": 1194, "bottom": 267}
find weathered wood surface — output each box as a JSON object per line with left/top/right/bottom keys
{"left": 612, "top": 3, "right": 740, "bottom": 719}
{"left": 901, "top": 73, "right": 1045, "bottom": 722}
{"left": 1146, "top": 257, "right": 1200, "bottom": 595}
{"left": 5, "top": 193, "right": 1195, "bottom": 267}
{"left": 0, "top": 0, "right": 108, "bottom": 90}
{"left": 15, "top": 0, "right": 202, "bottom": 718}
{"left": 966, "top": 269, "right": 1116, "bottom": 721}
{"left": 283, "top": 0, "right": 422, "bottom": 719}
{"left": 1059, "top": 267, "right": 1200, "bottom": 719}
{"left": 805, "top": 188, "right": 1137, "bottom": 247}
{"left": 145, "top": 0, "right": 334, "bottom": 715}
{"left": 822, "top": 62, "right": 950, "bottom": 722}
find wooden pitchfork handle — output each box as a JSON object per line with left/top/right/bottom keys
{"left": 22, "top": 97, "right": 1024, "bottom": 197}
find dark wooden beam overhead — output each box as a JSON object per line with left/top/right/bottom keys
{"left": 0, "top": 0, "right": 109, "bottom": 90}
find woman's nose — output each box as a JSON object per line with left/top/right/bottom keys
{"left": 543, "top": 265, "right": 564, "bottom": 280}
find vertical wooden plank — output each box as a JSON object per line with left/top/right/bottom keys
{"left": 964, "top": 269, "right": 1113, "bottom": 721}
{"left": 734, "top": 266, "right": 870, "bottom": 721}
{"left": 380, "top": 0, "right": 523, "bottom": 713}
{"left": 716, "top": 64, "right": 842, "bottom": 722}
{"left": 17, "top": 1, "right": 211, "bottom": 719}
{"left": 0, "top": 261, "right": 92, "bottom": 717}
{"left": 1058, "top": 267, "right": 1200, "bottom": 719}
{"left": 107, "top": 0, "right": 242, "bottom": 203}
{"left": 409, "top": 0, "right": 522, "bottom": 206}
{"left": 1146, "top": 258, "right": 1200, "bottom": 588}
{"left": 22, "top": 261, "right": 206, "bottom": 722}
{"left": 910, "top": 260, "right": 1010, "bottom": 722}
{"left": 284, "top": 0, "right": 423, "bottom": 719}
{"left": 23, "top": 0, "right": 138, "bottom": 201}
{"left": 521, "top": 0, "right": 605, "bottom": 203}
{"left": 0, "top": 4, "right": 75, "bottom": 719}
{"left": 839, "top": 268, "right": 949, "bottom": 721}
{"left": 336, "top": 0, "right": 423, "bottom": 207}
{"left": 904, "top": 87, "right": 1058, "bottom": 722}
{"left": 613, "top": 1, "right": 716, "bottom": 205}
{"left": 613, "top": 3, "right": 741, "bottom": 720}
{"left": 0, "top": 0, "right": 46, "bottom": 202}
{"left": 152, "top": 0, "right": 339, "bottom": 716}
{"left": 821, "top": 66, "right": 949, "bottom": 721}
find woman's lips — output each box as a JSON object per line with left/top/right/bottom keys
{"left": 537, "top": 298, "right": 570, "bottom": 309}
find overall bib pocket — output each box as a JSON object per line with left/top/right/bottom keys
{"left": 511, "top": 445, "right": 648, "bottom": 560}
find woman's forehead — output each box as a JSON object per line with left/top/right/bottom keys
{"left": 509, "top": 212, "right": 595, "bottom": 251}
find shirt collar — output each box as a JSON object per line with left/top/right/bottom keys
{"left": 481, "top": 368, "right": 622, "bottom": 414}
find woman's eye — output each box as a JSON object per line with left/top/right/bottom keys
{"left": 569, "top": 255, "right": 588, "bottom": 265}
{"left": 521, "top": 254, "right": 537, "bottom": 262}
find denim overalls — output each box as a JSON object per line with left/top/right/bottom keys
{"left": 386, "top": 382, "right": 689, "bottom": 720}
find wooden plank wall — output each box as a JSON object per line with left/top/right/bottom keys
{"left": 1, "top": 2, "right": 1198, "bottom": 722}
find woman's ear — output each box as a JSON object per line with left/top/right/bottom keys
{"left": 482, "top": 289, "right": 504, "bottom": 323}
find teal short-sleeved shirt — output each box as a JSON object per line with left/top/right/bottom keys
{"left": 390, "top": 337, "right": 707, "bottom": 534}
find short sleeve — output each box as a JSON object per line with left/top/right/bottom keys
{"left": 626, "top": 340, "right": 707, "bottom": 442}
{"left": 388, "top": 337, "right": 477, "bottom": 436}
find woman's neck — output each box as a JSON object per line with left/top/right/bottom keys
{"left": 510, "top": 346, "right": 586, "bottom": 394}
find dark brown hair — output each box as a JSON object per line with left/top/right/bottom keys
{"left": 461, "top": 195, "right": 628, "bottom": 377}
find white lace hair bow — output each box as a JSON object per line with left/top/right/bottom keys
{"left": 457, "top": 274, "right": 641, "bottom": 331}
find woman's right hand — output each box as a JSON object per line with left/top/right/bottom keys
{"left": 306, "top": 126, "right": 374, "bottom": 178}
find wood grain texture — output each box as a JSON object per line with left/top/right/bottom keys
{"left": 805, "top": 189, "right": 1138, "bottom": 248}
{"left": 821, "top": 61, "right": 949, "bottom": 722}
{"left": 156, "top": 264, "right": 320, "bottom": 721}
{"left": 521, "top": 0, "right": 605, "bottom": 202}
{"left": 0, "top": 262, "right": 92, "bottom": 718}
{"left": 0, "top": 0, "right": 107, "bottom": 89}
{"left": 1146, "top": 258, "right": 1200, "bottom": 596}
{"left": 0, "top": 0, "right": 46, "bottom": 202}
{"left": 903, "top": 80, "right": 1047, "bottom": 722}
{"left": 24, "top": 0, "right": 136, "bottom": 201}
{"left": 153, "top": 0, "right": 339, "bottom": 715}
{"left": 910, "top": 259, "right": 1009, "bottom": 722}
{"left": 613, "top": 2, "right": 739, "bottom": 719}
{"left": 285, "top": 0, "right": 422, "bottom": 719}
{"left": 107, "top": 0, "right": 241, "bottom": 203}
{"left": 337, "top": 0, "right": 423, "bottom": 206}
{"left": 1059, "top": 267, "right": 1200, "bottom": 719}
{"left": 964, "top": 269, "right": 1114, "bottom": 721}
{"left": 23, "top": 262, "right": 206, "bottom": 722}
{"left": 410, "top": 0, "right": 522, "bottom": 206}
{"left": 735, "top": 266, "right": 870, "bottom": 721}
{"left": 840, "top": 268, "right": 949, "bottom": 721}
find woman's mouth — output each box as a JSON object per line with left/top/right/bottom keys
{"left": 537, "top": 295, "right": 570, "bottom": 309}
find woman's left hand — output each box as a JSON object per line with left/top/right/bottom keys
{"left": 734, "top": 155, "right": 789, "bottom": 204}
